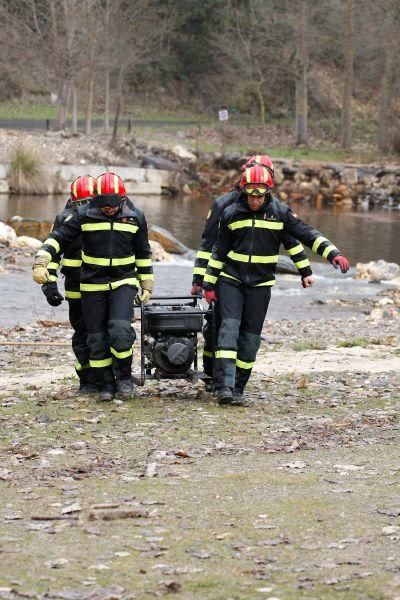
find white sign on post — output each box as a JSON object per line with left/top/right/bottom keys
{"left": 218, "top": 108, "right": 229, "bottom": 122}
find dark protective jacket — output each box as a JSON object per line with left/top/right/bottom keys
{"left": 203, "top": 193, "right": 341, "bottom": 289}
{"left": 46, "top": 204, "right": 83, "bottom": 299}
{"left": 193, "top": 189, "right": 312, "bottom": 285}
{"left": 38, "top": 201, "right": 153, "bottom": 292}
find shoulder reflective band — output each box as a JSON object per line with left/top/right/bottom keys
{"left": 136, "top": 258, "right": 152, "bottom": 267}
{"left": 62, "top": 258, "right": 82, "bottom": 267}
{"left": 47, "top": 262, "right": 60, "bottom": 271}
{"left": 82, "top": 223, "right": 111, "bottom": 231}
{"left": 312, "top": 236, "right": 328, "bottom": 252}
{"left": 110, "top": 346, "right": 133, "bottom": 359}
{"left": 193, "top": 267, "right": 206, "bottom": 276}
{"left": 114, "top": 223, "right": 138, "bottom": 234}
{"left": 228, "top": 219, "right": 283, "bottom": 231}
{"left": 65, "top": 290, "right": 81, "bottom": 299}
{"left": 45, "top": 238, "right": 60, "bottom": 252}
{"left": 215, "top": 350, "right": 237, "bottom": 359}
{"left": 322, "top": 245, "right": 337, "bottom": 259}
{"left": 208, "top": 258, "right": 224, "bottom": 269}
{"left": 287, "top": 243, "right": 304, "bottom": 256}
{"left": 110, "top": 277, "right": 139, "bottom": 289}
{"left": 82, "top": 253, "right": 136, "bottom": 266}
{"left": 203, "top": 274, "right": 218, "bottom": 284}
{"left": 75, "top": 362, "right": 90, "bottom": 371}
{"left": 236, "top": 359, "right": 254, "bottom": 369}
{"left": 221, "top": 271, "right": 241, "bottom": 283}
{"left": 196, "top": 250, "right": 212, "bottom": 260}
{"left": 227, "top": 251, "right": 279, "bottom": 263}
{"left": 90, "top": 357, "right": 113, "bottom": 368}
{"left": 294, "top": 259, "right": 310, "bottom": 269}
{"left": 37, "top": 249, "right": 52, "bottom": 261}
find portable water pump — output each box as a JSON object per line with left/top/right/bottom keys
{"left": 137, "top": 296, "right": 214, "bottom": 384}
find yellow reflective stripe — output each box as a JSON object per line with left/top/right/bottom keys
{"left": 322, "top": 245, "right": 337, "bottom": 259}
{"left": 228, "top": 219, "right": 283, "bottom": 231}
{"left": 138, "top": 273, "right": 154, "bottom": 281}
{"left": 287, "top": 243, "right": 304, "bottom": 256}
{"left": 209, "top": 258, "right": 224, "bottom": 269}
{"left": 312, "top": 236, "right": 327, "bottom": 252}
{"left": 111, "top": 277, "right": 139, "bottom": 289}
{"left": 65, "top": 290, "right": 81, "bottom": 299}
{"left": 48, "top": 262, "right": 60, "bottom": 270}
{"left": 193, "top": 267, "right": 206, "bottom": 275}
{"left": 62, "top": 258, "right": 82, "bottom": 267}
{"left": 227, "top": 251, "right": 278, "bottom": 264}
{"left": 294, "top": 259, "right": 310, "bottom": 269}
{"left": 196, "top": 250, "right": 212, "bottom": 260}
{"left": 113, "top": 223, "right": 138, "bottom": 234}
{"left": 204, "top": 274, "right": 218, "bottom": 284}
{"left": 46, "top": 238, "right": 60, "bottom": 252}
{"left": 221, "top": 271, "right": 241, "bottom": 283}
{"left": 136, "top": 258, "right": 152, "bottom": 267}
{"left": 37, "top": 249, "right": 52, "bottom": 261}
{"left": 228, "top": 219, "right": 253, "bottom": 230}
{"left": 112, "top": 256, "right": 136, "bottom": 266}
{"left": 110, "top": 346, "right": 133, "bottom": 359}
{"left": 215, "top": 350, "right": 237, "bottom": 359}
{"left": 256, "top": 280, "right": 276, "bottom": 287}
{"left": 82, "top": 223, "right": 111, "bottom": 232}
{"left": 236, "top": 359, "right": 254, "bottom": 369}
{"left": 47, "top": 275, "right": 58, "bottom": 282}
{"left": 203, "top": 350, "right": 214, "bottom": 358}
{"left": 82, "top": 253, "right": 109, "bottom": 266}
{"left": 75, "top": 362, "right": 90, "bottom": 371}
{"left": 90, "top": 358, "right": 113, "bottom": 368}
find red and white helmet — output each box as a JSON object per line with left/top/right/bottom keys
{"left": 239, "top": 164, "right": 274, "bottom": 195}
{"left": 241, "top": 154, "right": 274, "bottom": 183}
{"left": 95, "top": 172, "right": 127, "bottom": 207}
{"left": 70, "top": 175, "right": 97, "bottom": 205}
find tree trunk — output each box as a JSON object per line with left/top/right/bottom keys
{"left": 341, "top": 0, "right": 354, "bottom": 149}
{"left": 295, "top": 0, "right": 308, "bottom": 146}
{"left": 104, "top": 71, "right": 110, "bottom": 134}
{"left": 111, "top": 69, "right": 124, "bottom": 144}
{"left": 57, "top": 78, "right": 70, "bottom": 130}
{"left": 378, "top": 3, "right": 400, "bottom": 152}
{"left": 71, "top": 80, "right": 78, "bottom": 134}
{"left": 85, "top": 75, "right": 94, "bottom": 135}
{"left": 255, "top": 83, "right": 266, "bottom": 131}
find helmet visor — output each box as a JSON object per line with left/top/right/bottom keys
{"left": 91, "top": 194, "right": 124, "bottom": 208}
{"left": 243, "top": 184, "right": 269, "bottom": 196}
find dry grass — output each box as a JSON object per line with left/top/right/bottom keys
{"left": 8, "top": 144, "right": 49, "bottom": 194}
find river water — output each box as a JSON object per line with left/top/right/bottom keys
{"left": 1, "top": 193, "right": 400, "bottom": 327}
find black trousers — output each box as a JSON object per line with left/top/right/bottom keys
{"left": 202, "top": 286, "right": 221, "bottom": 377}
{"left": 82, "top": 286, "right": 137, "bottom": 392}
{"left": 214, "top": 279, "right": 271, "bottom": 391}
{"left": 68, "top": 299, "right": 91, "bottom": 383}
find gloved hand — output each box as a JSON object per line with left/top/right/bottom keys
{"left": 137, "top": 278, "right": 153, "bottom": 305}
{"left": 332, "top": 255, "right": 350, "bottom": 273}
{"left": 32, "top": 254, "right": 51, "bottom": 284}
{"left": 191, "top": 284, "right": 203, "bottom": 296}
{"left": 42, "top": 282, "right": 64, "bottom": 307}
{"left": 301, "top": 275, "right": 314, "bottom": 288}
{"left": 204, "top": 290, "right": 218, "bottom": 304}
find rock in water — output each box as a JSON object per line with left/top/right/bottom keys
{"left": 149, "top": 225, "right": 189, "bottom": 255}
{"left": 356, "top": 259, "right": 400, "bottom": 282}
{"left": 0, "top": 221, "right": 17, "bottom": 246}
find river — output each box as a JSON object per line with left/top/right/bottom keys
{"left": 1, "top": 193, "right": 400, "bottom": 264}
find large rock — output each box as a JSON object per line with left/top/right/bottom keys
{"left": 8, "top": 216, "right": 52, "bottom": 241}
{"left": 0, "top": 221, "right": 17, "bottom": 246}
{"left": 356, "top": 259, "right": 400, "bottom": 282}
{"left": 148, "top": 225, "right": 189, "bottom": 255}
{"left": 150, "top": 240, "right": 172, "bottom": 262}
{"left": 173, "top": 145, "right": 197, "bottom": 164}
{"left": 140, "top": 156, "right": 180, "bottom": 171}
{"left": 13, "top": 236, "right": 42, "bottom": 252}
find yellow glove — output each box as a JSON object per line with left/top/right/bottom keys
{"left": 137, "top": 279, "right": 153, "bottom": 305}
{"left": 32, "top": 254, "right": 51, "bottom": 284}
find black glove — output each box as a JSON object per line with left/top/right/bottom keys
{"left": 42, "top": 282, "right": 64, "bottom": 307}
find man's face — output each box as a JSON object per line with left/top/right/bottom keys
{"left": 247, "top": 195, "right": 266, "bottom": 211}
{"left": 101, "top": 205, "right": 119, "bottom": 217}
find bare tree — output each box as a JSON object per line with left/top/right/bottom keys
{"left": 295, "top": 0, "right": 308, "bottom": 145}
{"left": 341, "top": 0, "right": 354, "bottom": 149}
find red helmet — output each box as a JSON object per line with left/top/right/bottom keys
{"left": 241, "top": 154, "right": 274, "bottom": 180}
{"left": 70, "top": 175, "right": 96, "bottom": 204}
{"left": 95, "top": 172, "right": 127, "bottom": 207}
{"left": 239, "top": 165, "right": 274, "bottom": 195}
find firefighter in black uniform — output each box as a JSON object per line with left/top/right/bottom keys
{"left": 33, "top": 172, "right": 153, "bottom": 402}
{"left": 203, "top": 164, "right": 350, "bottom": 406}
{"left": 41, "top": 175, "right": 97, "bottom": 394}
{"left": 192, "top": 154, "right": 314, "bottom": 381}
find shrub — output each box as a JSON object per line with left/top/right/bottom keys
{"left": 8, "top": 145, "right": 49, "bottom": 194}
